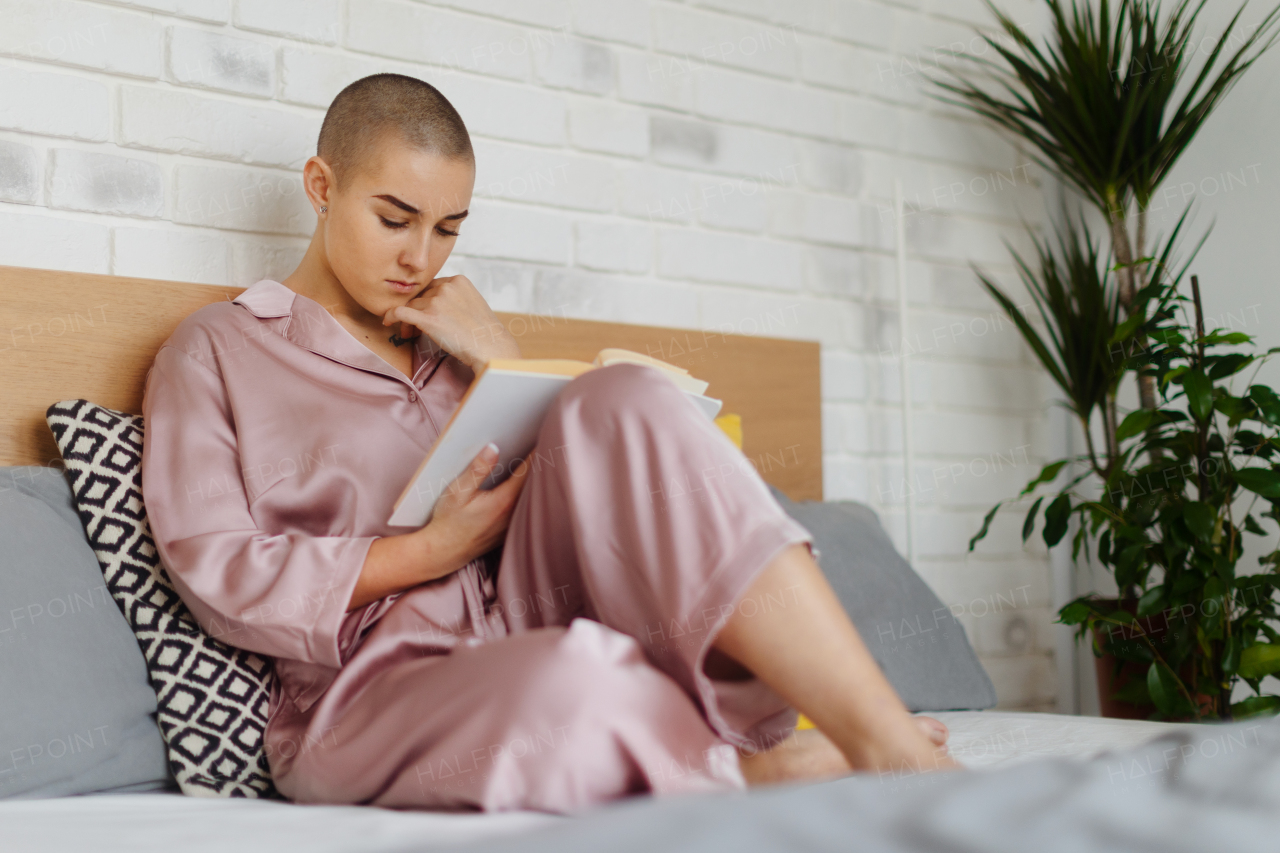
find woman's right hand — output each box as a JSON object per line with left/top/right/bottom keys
{"left": 417, "top": 443, "right": 529, "bottom": 581}
{"left": 347, "top": 444, "right": 529, "bottom": 611}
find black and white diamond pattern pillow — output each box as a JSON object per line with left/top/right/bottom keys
{"left": 46, "top": 400, "right": 278, "bottom": 799}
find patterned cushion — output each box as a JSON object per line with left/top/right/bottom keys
{"left": 45, "top": 400, "right": 278, "bottom": 799}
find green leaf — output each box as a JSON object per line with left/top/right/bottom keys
{"left": 1098, "top": 529, "right": 1113, "bottom": 564}
{"left": 1057, "top": 600, "right": 1092, "bottom": 625}
{"left": 1206, "top": 331, "right": 1252, "bottom": 346}
{"left": 1174, "top": 572, "right": 1203, "bottom": 596}
{"left": 1022, "top": 496, "right": 1044, "bottom": 543}
{"left": 1182, "top": 369, "right": 1214, "bottom": 422}
{"left": 1116, "top": 409, "right": 1156, "bottom": 441}
{"left": 1110, "top": 312, "right": 1145, "bottom": 345}
{"left": 969, "top": 502, "right": 1002, "bottom": 552}
{"left": 1114, "top": 543, "right": 1148, "bottom": 591}
{"left": 1137, "top": 586, "right": 1165, "bottom": 618}
{"left": 1151, "top": 329, "right": 1187, "bottom": 347}
{"left": 1215, "top": 394, "right": 1251, "bottom": 423}
{"left": 1163, "top": 365, "right": 1189, "bottom": 389}
{"left": 1146, "top": 662, "right": 1179, "bottom": 716}
{"left": 1110, "top": 678, "right": 1152, "bottom": 705}
{"left": 1250, "top": 386, "right": 1280, "bottom": 427}
{"left": 1182, "top": 501, "right": 1216, "bottom": 542}
{"left": 1236, "top": 468, "right": 1280, "bottom": 501}
{"left": 1231, "top": 695, "right": 1280, "bottom": 719}
{"left": 1021, "top": 460, "right": 1068, "bottom": 496}
{"left": 1105, "top": 609, "right": 1137, "bottom": 626}
{"left": 1245, "top": 514, "right": 1267, "bottom": 536}
{"left": 1223, "top": 635, "right": 1242, "bottom": 677}
{"left": 1043, "top": 494, "right": 1071, "bottom": 547}
{"left": 1239, "top": 644, "right": 1280, "bottom": 680}
{"left": 1208, "top": 353, "right": 1254, "bottom": 379}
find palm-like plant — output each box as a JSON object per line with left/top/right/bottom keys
{"left": 944, "top": 0, "right": 1280, "bottom": 720}
{"left": 980, "top": 214, "right": 1123, "bottom": 469}
{"left": 936, "top": 0, "right": 1280, "bottom": 411}
{"left": 967, "top": 210, "right": 1200, "bottom": 553}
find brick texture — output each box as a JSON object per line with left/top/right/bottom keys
{"left": 0, "top": 0, "right": 1061, "bottom": 710}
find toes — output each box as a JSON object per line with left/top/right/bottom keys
{"left": 915, "top": 716, "right": 949, "bottom": 745}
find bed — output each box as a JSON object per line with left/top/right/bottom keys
{"left": 3, "top": 265, "right": 1275, "bottom": 852}
{"left": 4, "top": 711, "right": 1252, "bottom": 853}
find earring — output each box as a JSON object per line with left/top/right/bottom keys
{"left": 320, "top": 206, "right": 327, "bottom": 214}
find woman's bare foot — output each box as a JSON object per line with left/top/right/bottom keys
{"left": 740, "top": 716, "right": 954, "bottom": 786}
{"left": 739, "top": 728, "right": 850, "bottom": 786}
{"left": 843, "top": 712, "right": 959, "bottom": 778}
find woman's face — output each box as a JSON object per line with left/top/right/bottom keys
{"left": 317, "top": 135, "right": 475, "bottom": 319}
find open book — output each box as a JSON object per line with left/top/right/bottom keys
{"left": 388, "top": 349, "right": 723, "bottom": 527}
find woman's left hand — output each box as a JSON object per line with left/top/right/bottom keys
{"left": 382, "top": 274, "right": 521, "bottom": 371}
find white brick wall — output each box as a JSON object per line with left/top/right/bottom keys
{"left": 0, "top": 0, "right": 1061, "bottom": 710}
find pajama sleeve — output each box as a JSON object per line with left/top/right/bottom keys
{"left": 140, "top": 344, "right": 378, "bottom": 669}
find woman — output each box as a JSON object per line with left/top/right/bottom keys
{"left": 141, "top": 73, "right": 954, "bottom": 813}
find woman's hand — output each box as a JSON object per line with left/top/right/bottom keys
{"left": 421, "top": 442, "right": 528, "bottom": 574}
{"left": 347, "top": 443, "right": 528, "bottom": 612}
{"left": 382, "top": 274, "right": 521, "bottom": 372}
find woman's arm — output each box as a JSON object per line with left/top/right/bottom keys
{"left": 143, "top": 344, "right": 379, "bottom": 668}
{"left": 346, "top": 443, "right": 528, "bottom": 610}
{"left": 346, "top": 276, "right": 528, "bottom": 608}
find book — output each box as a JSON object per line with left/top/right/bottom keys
{"left": 387, "top": 348, "right": 723, "bottom": 527}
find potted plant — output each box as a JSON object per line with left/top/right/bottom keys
{"left": 934, "top": 0, "right": 1280, "bottom": 719}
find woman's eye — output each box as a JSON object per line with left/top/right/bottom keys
{"left": 378, "top": 216, "right": 409, "bottom": 230}
{"left": 436, "top": 226, "right": 460, "bottom": 238}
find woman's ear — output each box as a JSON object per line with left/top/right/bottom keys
{"left": 302, "top": 155, "right": 336, "bottom": 217}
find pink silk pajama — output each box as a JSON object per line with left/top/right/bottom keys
{"left": 140, "top": 280, "right": 814, "bottom": 813}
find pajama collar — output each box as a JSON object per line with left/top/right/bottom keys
{"left": 232, "top": 279, "right": 444, "bottom": 388}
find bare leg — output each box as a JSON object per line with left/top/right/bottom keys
{"left": 713, "top": 544, "right": 959, "bottom": 782}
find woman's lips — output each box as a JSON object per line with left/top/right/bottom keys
{"left": 387, "top": 280, "right": 417, "bottom": 293}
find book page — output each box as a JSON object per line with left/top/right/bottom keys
{"left": 592, "top": 348, "right": 690, "bottom": 375}
{"left": 388, "top": 359, "right": 721, "bottom": 527}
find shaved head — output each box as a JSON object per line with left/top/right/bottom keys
{"left": 317, "top": 73, "right": 474, "bottom": 189}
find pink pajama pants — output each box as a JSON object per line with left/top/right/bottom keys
{"left": 270, "top": 363, "right": 815, "bottom": 812}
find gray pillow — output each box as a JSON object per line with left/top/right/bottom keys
{"left": 769, "top": 486, "right": 996, "bottom": 711}
{"left": 0, "top": 466, "right": 173, "bottom": 798}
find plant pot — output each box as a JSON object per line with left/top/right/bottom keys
{"left": 1088, "top": 598, "right": 1213, "bottom": 721}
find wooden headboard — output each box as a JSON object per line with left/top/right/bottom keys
{"left": 0, "top": 265, "right": 822, "bottom": 500}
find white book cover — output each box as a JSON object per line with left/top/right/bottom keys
{"left": 388, "top": 363, "right": 722, "bottom": 527}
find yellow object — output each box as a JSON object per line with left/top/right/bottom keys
{"left": 714, "top": 413, "right": 743, "bottom": 449}
{"left": 796, "top": 714, "right": 816, "bottom": 730}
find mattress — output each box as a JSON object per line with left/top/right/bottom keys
{"left": 931, "top": 710, "right": 1193, "bottom": 770}
{"left": 0, "top": 711, "right": 1191, "bottom": 853}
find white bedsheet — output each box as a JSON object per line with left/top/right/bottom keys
{"left": 0, "top": 711, "right": 1189, "bottom": 853}
{"left": 932, "top": 710, "right": 1192, "bottom": 770}
{"left": 1, "top": 792, "right": 562, "bottom": 853}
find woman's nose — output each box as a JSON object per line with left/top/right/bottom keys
{"left": 399, "top": 231, "right": 434, "bottom": 271}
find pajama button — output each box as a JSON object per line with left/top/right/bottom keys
{"left": 408, "top": 392, "right": 417, "bottom": 402}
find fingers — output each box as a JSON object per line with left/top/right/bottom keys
{"left": 449, "top": 442, "right": 501, "bottom": 500}
{"left": 383, "top": 303, "right": 433, "bottom": 330}
{"left": 383, "top": 305, "right": 417, "bottom": 327}
{"left": 490, "top": 456, "right": 530, "bottom": 504}
{"left": 432, "top": 446, "right": 528, "bottom": 565}
{"left": 465, "top": 453, "right": 527, "bottom": 504}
